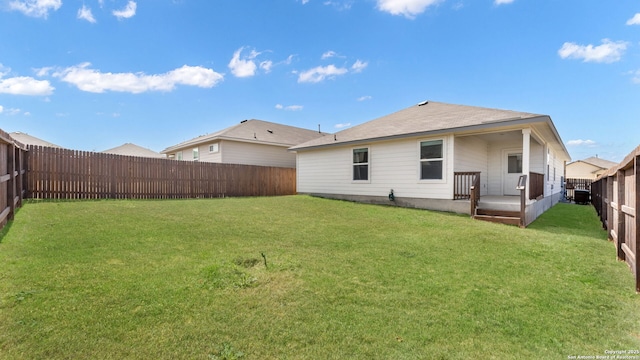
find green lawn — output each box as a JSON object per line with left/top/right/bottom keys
{"left": 1, "top": 196, "right": 639, "bottom": 359}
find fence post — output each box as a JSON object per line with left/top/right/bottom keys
{"left": 617, "top": 169, "right": 626, "bottom": 262}
{"left": 7, "top": 142, "right": 16, "bottom": 220}
{"left": 635, "top": 155, "right": 640, "bottom": 293}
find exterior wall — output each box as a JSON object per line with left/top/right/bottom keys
{"left": 530, "top": 142, "right": 544, "bottom": 174}
{"left": 454, "top": 136, "right": 489, "bottom": 196}
{"left": 220, "top": 141, "right": 295, "bottom": 168}
{"left": 296, "top": 134, "right": 455, "bottom": 201}
{"left": 566, "top": 162, "right": 600, "bottom": 180}
{"left": 545, "top": 147, "right": 564, "bottom": 196}
{"left": 487, "top": 138, "right": 522, "bottom": 196}
{"left": 167, "top": 140, "right": 295, "bottom": 168}
{"left": 199, "top": 141, "right": 223, "bottom": 163}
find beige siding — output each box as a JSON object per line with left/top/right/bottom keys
{"left": 297, "top": 135, "right": 454, "bottom": 200}
{"left": 166, "top": 140, "right": 295, "bottom": 168}
{"left": 222, "top": 141, "right": 296, "bottom": 168}
{"left": 454, "top": 136, "right": 489, "bottom": 195}
{"left": 199, "top": 142, "right": 223, "bottom": 163}
{"left": 566, "top": 162, "right": 600, "bottom": 180}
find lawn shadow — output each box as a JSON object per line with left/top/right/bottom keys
{"left": 0, "top": 219, "right": 15, "bottom": 244}
{"left": 527, "top": 202, "right": 608, "bottom": 240}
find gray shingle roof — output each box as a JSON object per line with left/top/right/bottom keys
{"left": 101, "top": 143, "right": 164, "bottom": 158}
{"left": 10, "top": 132, "right": 62, "bottom": 148}
{"left": 290, "top": 101, "right": 547, "bottom": 150}
{"left": 162, "top": 119, "right": 327, "bottom": 153}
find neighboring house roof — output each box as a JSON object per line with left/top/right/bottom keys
{"left": 290, "top": 101, "right": 568, "bottom": 156}
{"left": 568, "top": 156, "right": 617, "bottom": 171}
{"left": 10, "top": 132, "right": 62, "bottom": 148}
{"left": 161, "top": 119, "right": 327, "bottom": 154}
{"left": 101, "top": 143, "right": 165, "bottom": 158}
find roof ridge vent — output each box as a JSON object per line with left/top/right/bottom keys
{"left": 417, "top": 100, "right": 429, "bottom": 106}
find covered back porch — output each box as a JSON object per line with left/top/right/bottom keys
{"left": 451, "top": 127, "right": 564, "bottom": 227}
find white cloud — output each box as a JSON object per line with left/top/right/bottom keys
{"left": 627, "top": 14, "right": 640, "bottom": 26}
{"left": 376, "top": 0, "right": 442, "bottom": 19}
{"left": 323, "top": 1, "right": 353, "bottom": 11}
{"left": 260, "top": 60, "right": 273, "bottom": 73}
{"left": 2, "top": 107, "right": 23, "bottom": 116}
{"left": 567, "top": 139, "right": 597, "bottom": 147}
{"left": 558, "top": 39, "right": 628, "bottom": 63}
{"left": 53, "top": 63, "right": 223, "bottom": 93}
{"left": 301, "top": 0, "right": 309, "bottom": 3}
{"left": 629, "top": 70, "right": 640, "bottom": 84}
{"left": 351, "top": 59, "right": 368, "bottom": 73}
{"left": 275, "top": 104, "right": 303, "bottom": 111}
{"left": 494, "top": 0, "right": 514, "bottom": 5}
{"left": 113, "top": 1, "right": 137, "bottom": 19}
{"left": 228, "top": 47, "right": 261, "bottom": 78}
{"left": 335, "top": 123, "right": 351, "bottom": 129}
{"left": 77, "top": 5, "right": 96, "bottom": 23}
{"left": 9, "top": 0, "right": 61, "bottom": 18}
{"left": 0, "top": 65, "right": 54, "bottom": 95}
{"left": 298, "top": 65, "right": 349, "bottom": 83}
{"left": 357, "top": 95, "right": 372, "bottom": 101}
{"left": 322, "top": 51, "right": 338, "bottom": 59}
{"left": 34, "top": 66, "right": 53, "bottom": 77}
{"left": 0, "top": 105, "right": 3, "bottom": 113}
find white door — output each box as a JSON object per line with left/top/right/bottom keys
{"left": 503, "top": 152, "right": 522, "bottom": 196}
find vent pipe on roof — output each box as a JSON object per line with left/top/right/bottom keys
{"left": 318, "top": 124, "right": 321, "bottom": 133}
{"left": 241, "top": 120, "right": 248, "bottom": 123}
{"left": 254, "top": 132, "right": 257, "bottom": 139}
{"left": 418, "top": 100, "right": 429, "bottom": 106}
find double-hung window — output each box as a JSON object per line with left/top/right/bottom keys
{"left": 420, "top": 140, "right": 444, "bottom": 180}
{"left": 209, "top": 143, "right": 219, "bottom": 153}
{"left": 193, "top": 147, "right": 199, "bottom": 161}
{"left": 353, "top": 148, "right": 369, "bottom": 181}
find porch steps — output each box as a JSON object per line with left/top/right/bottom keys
{"left": 473, "top": 209, "right": 521, "bottom": 226}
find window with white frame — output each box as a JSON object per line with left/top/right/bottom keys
{"left": 193, "top": 147, "right": 199, "bottom": 161}
{"left": 353, "top": 147, "right": 369, "bottom": 181}
{"left": 177, "top": 151, "right": 183, "bottom": 160}
{"left": 209, "top": 143, "right": 219, "bottom": 153}
{"left": 420, "top": 140, "right": 444, "bottom": 180}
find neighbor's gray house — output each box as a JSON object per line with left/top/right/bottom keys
{"left": 161, "top": 119, "right": 328, "bottom": 168}
{"left": 566, "top": 156, "right": 617, "bottom": 180}
{"left": 101, "top": 143, "right": 165, "bottom": 158}
{"left": 290, "top": 101, "right": 571, "bottom": 225}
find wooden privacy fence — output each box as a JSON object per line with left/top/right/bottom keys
{"left": 0, "top": 130, "right": 27, "bottom": 230}
{"left": 591, "top": 145, "right": 640, "bottom": 292}
{"left": 26, "top": 145, "right": 296, "bottom": 200}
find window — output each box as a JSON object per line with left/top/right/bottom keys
{"left": 193, "top": 147, "right": 199, "bottom": 161}
{"left": 420, "top": 140, "right": 443, "bottom": 180}
{"left": 177, "top": 151, "right": 183, "bottom": 161}
{"left": 507, "top": 154, "right": 522, "bottom": 174}
{"left": 353, "top": 148, "right": 369, "bottom": 181}
{"left": 209, "top": 143, "right": 219, "bottom": 153}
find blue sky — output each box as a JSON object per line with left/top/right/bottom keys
{"left": 0, "top": 0, "right": 638, "bottom": 162}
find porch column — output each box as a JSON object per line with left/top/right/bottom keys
{"left": 522, "top": 129, "right": 531, "bottom": 200}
